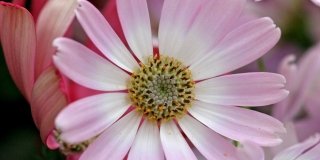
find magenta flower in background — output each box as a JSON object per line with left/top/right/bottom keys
{"left": 53, "top": 0, "right": 288, "bottom": 159}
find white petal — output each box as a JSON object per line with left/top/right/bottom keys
{"left": 269, "top": 122, "right": 299, "bottom": 156}
{"left": 190, "top": 17, "right": 280, "bottom": 80}
{"left": 117, "top": 0, "right": 153, "bottom": 63}
{"left": 178, "top": 115, "right": 238, "bottom": 160}
{"left": 189, "top": 101, "right": 285, "bottom": 146}
{"left": 159, "top": 0, "right": 245, "bottom": 66}
{"left": 277, "top": 54, "right": 298, "bottom": 90}
{"left": 195, "top": 72, "right": 288, "bottom": 106}
{"left": 128, "top": 120, "right": 164, "bottom": 160}
{"left": 295, "top": 141, "right": 320, "bottom": 160}
{"left": 55, "top": 93, "right": 130, "bottom": 144}
{"left": 160, "top": 121, "right": 197, "bottom": 160}
{"left": 76, "top": 0, "right": 139, "bottom": 72}
{"left": 53, "top": 38, "right": 129, "bottom": 91}
{"left": 236, "top": 142, "right": 264, "bottom": 160}
{"left": 80, "top": 111, "right": 142, "bottom": 160}
{"left": 158, "top": 0, "right": 203, "bottom": 59}
{"left": 35, "top": 0, "right": 77, "bottom": 78}
{"left": 163, "top": 0, "right": 245, "bottom": 66}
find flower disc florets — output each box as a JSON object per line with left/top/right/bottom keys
{"left": 128, "top": 56, "right": 195, "bottom": 121}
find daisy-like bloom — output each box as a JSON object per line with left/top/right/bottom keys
{"left": 54, "top": 0, "right": 288, "bottom": 159}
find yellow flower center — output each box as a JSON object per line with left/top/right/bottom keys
{"left": 128, "top": 56, "right": 195, "bottom": 121}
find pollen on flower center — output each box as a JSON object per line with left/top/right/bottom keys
{"left": 128, "top": 56, "right": 195, "bottom": 121}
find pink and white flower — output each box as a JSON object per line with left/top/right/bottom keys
{"left": 53, "top": 0, "right": 288, "bottom": 159}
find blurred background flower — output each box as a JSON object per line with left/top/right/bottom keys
{"left": 0, "top": 0, "right": 106, "bottom": 159}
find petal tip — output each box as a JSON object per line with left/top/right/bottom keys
{"left": 46, "top": 132, "right": 60, "bottom": 149}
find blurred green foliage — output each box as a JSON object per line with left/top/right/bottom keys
{"left": 281, "top": 2, "right": 315, "bottom": 50}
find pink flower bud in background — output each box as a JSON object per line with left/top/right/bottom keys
{"left": 0, "top": 0, "right": 77, "bottom": 149}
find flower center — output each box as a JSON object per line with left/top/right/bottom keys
{"left": 128, "top": 56, "right": 195, "bottom": 121}
{"left": 54, "top": 130, "right": 95, "bottom": 155}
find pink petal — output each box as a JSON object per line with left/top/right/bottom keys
{"left": 158, "top": 0, "right": 204, "bottom": 60}
{"left": 195, "top": 72, "right": 288, "bottom": 106}
{"left": 30, "top": 67, "right": 67, "bottom": 143}
{"left": 236, "top": 142, "right": 264, "bottom": 160}
{"left": 161, "top": 0, "right": 246, "bottom": 66}
{"left": 273, "top": 55, "right": 298, "bottom": 120}
{"left": 117, "top": 0, "right": 153, "bottom": 63}
{"left": 283, "top": 43, "right": 320, "bottom": 121}
{"left": 128, "top": 120, "right": 164, "bottom": 160}
{"left": 311, "top": 0, "right": 320, "bottom": 6}
{"left": 35, "top": 0, "right": 77, "bottom": 78}
{"left": 274, "top": 134, "right": 320, "bottom": 160}
{"left": 295, "top": 140, "right": 320, "bottom": 160}
{"left": 46, "top": 132, "right": 60, "bottom": 149}
{"left": 270, "top": 122, "right": 299, "bottom": 154}
{"left": 277, "top": 54, "right": 298, "bottom": 90}
{"left": 79, "top": 111, "right": 141, "bottom": 160}
{"left": 53, "top": 38, "right": 129, "bottom": 91}
{"left": 189, "top": 101, "right": 285, "bottom": 146}
{"left": 190, "top": 17, "right": 281, "bottom": 80}
{"left": 0, "top": 2, "right": 36, "bottom": 101}
{"left": 178, "top": 115, "right": 238, "bottom": 160}
{"left": 76, "top": 0, "right": 139, "bottom": 72}
{"left": 55, "top": 93, "right": 131, "bottom": 144}
{"left": 160, "top": 121, "right": 197, "bottom": 160}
